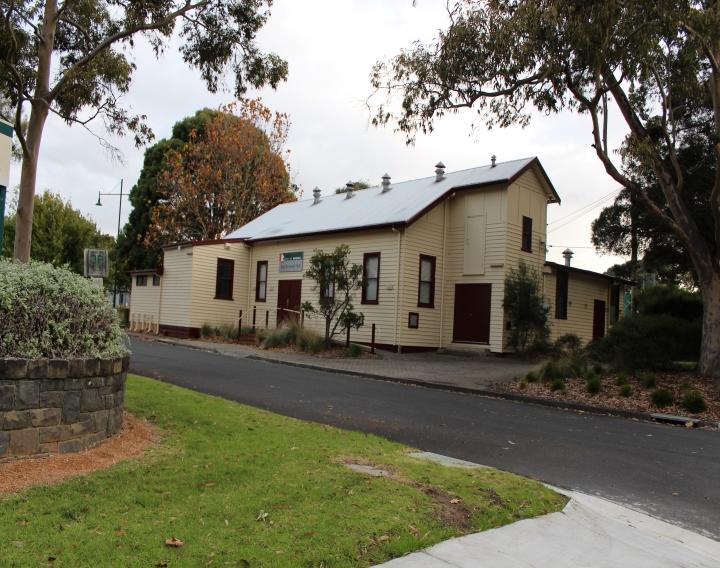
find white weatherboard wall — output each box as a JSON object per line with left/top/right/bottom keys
{"left": 440, "top": 184, "right": 507, "bottom": 352}
{"left": 248, "top": 228, "right": 400, "bottom": 347}
{"left": 397, "top": 203, "right": 445, "bottom": 348}
{"left": 129, "top": 275, "right": 161, "bottom": 325}
{"left": 159, "top": 247, "right": 193, "bottom": 329}
{"left": 504, "top": 168, "right": 555, "bottom": 348}
{"left": 189, "top": 242, "right": 250, "bottom": 329}
{"left": 543, "top": 269, "right": 612, "bottom": 344}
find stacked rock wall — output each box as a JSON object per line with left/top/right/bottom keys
{"left": 0, "top": 356, "right": 128, "bottom": 460}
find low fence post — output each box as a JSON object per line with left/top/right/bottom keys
{"left": 301, "top": 309, "right": 305, "bottom": 328}
{"left": 346, "top": 325, "right": 351, "bottom": 347}
{"left": 265, "top": 310, "right": 269, "bottom": 329}
{"left": 371, "top": 323, "right": 376, "bottom": 355}
{"left": 252, "top": 306, "right": 257, "bottom": 333}
{"left": 238, "top": 310, "right": 243, "bottom": 333}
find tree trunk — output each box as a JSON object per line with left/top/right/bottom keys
{"left": 325, "top": 318, "right": 332, "bottom": 349}
{"left": 13, "top": 105, "right": 48, "bottom": 262}
{"left": 698, "top": 272, "right": 720, "bottom": 381}
{"left": 13, "top": 0, "right": 57, "bottom": 262}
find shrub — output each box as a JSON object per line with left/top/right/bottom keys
{"left": 553, "top": 333, "right": 582, "bottom": 354}
{"left": 620, "top": 384, "right": 633, "bottom": 397}
{"left": 639, "top": 371, "right": 656, "bottom": 389}
{"left": 651, "top": 388, "right": 674, "bottom": 408}
{"left": 589, "top": 314, "right": 700, "bottom": 371}
{"left": 525, "top": 371, "right": 538, "bottom": 383}
{"left": 503, "top": 262, "right": 549, "bottom": 352}
{"left": 586, "top": 376, "right": 602, "bottom": 395}
{"left": 592, "top": 363, "right": 603, "bottom": 376}
{"left": 538, "top": 351, "right": 589, "bottom": 382}
{"left": 261, "top": 326, "right": 295, "bottom": 349}
{"left": 637, "top": 285, "right": 703, "bottom": 321}
{"left": 615, "top": 372, "right": 629, "bottom": 386}
{"left": 295, "top": 327, "right": 324, "bottom": 354}
{"left": 550, "top": 378, "right": 565, "bottom": 391}
{"left": 345, "top": 343, "right": 363, "bottom": 358}
{"left": 682, "top": 391, "right": 708, "bottom": 413}
{"left": 519, "top": 379, "right": 528, "bottom": 390}
{"left": 0, "top": 260, "right": 127, "bottom": 359}
{"left": 201, "top": 323, "right": 216, "bottom": 337}
{"left": 255, "top": 328, "right": 269, "bottom": 345}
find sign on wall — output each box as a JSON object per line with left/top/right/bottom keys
{"left": 84, "top": 249, "right": 109, "bottom": 278}
{"left": 279, "top": 251, "right": 303, "bottom": 273}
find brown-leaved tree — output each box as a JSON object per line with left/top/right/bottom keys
{"left": 148, "top": 100, "right": 296, "bottom": 245}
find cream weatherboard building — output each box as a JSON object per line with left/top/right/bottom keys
{"left": 130, "top": 157, "right": 631, "bottom": 352}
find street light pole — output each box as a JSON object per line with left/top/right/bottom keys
{"left": 96, "top": 179, "right": 126, "bottom": 308}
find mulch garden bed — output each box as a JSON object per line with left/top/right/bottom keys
{"left": 493, "top": 371, "right": 720, "bottom": 425}
{"left": 0, "top": 413, "right": 158, "bottom": 494}
{"left": 267, "top": 345, "right": 380, "bottom": 359}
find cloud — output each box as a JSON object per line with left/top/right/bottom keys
{"left": 7, "top": 0, "right": 627, "bottom": 272}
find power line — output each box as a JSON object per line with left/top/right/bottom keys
{"left": 548, "top": 187, "right": 619, "bottom": 225}
{"left": 548, "top": 188, "right": 620, "bottom": 233}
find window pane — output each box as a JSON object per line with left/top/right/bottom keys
{"left": 419, "top": 282, "right": 431, "bottom": 305}
{"left": 259, "top": 263, "right": 267, "bottom": 281}
{"left": 365, "top": 279, "right": 378, "bottom": 301}
{"left": 258, "top": 282, "right": 266, "bottom": 300}
{"left": 366, "top": 256, "right": 379, "bottom": 278}
{"left": 420, "top": 259, "right": 432, "bottom": 282}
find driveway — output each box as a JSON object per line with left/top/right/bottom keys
{"left": 128, "top": 337, "right": 720, "bottom": 540}
{"left": 138, "top": 334, "right": 536, "bottom": 388}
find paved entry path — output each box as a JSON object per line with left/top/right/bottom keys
{"left": 377, "top": 490, "right": 720, "bottom": 568}
{"left": 132, "top": 333, "right": 536, "bottom": 388}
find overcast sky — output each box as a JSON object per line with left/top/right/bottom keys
{"left": 8, "top": 0, "right": 629, "bottom": 272}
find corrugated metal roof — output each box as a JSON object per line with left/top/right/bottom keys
{"left": 227, "top": 157, "right": 556, "bottom": 242}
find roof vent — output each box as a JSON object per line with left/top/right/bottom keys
{"left": 345, "top": 181, "right": 354, "bottom": 199}
{"left": 491, "top": 154, "right": 497, "bottom": 168}
{"left": 562, "top": 248, "right": 574, "bottom": 267}
{"left": 435, "top": 161, "right": 445, "bottom": 182}
{"left": 312, "top": 187, "right": 322, "bottom": 205}
{"left": 381, "top": 173, "right": 392, "bottom": 192}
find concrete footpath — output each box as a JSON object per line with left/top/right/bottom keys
{"left": 130, "top": 333, "right": 535, "bottom": 389}
{"left": 377, "top": 488, "right": 720, "bottom": 568}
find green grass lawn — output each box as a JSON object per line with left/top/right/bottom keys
{"left": 0, "top": 375, "right": 566, "bottom": 567}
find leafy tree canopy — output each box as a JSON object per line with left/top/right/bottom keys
{"left": 3, "top": 190, "right": 115, "bottom": 278}
{"left": 1, "top": 0, "right": 288, "bottom": 262}
{"left": 301, "top": 245, "right": 365, "bottom": 348}
{"left": 335, "top": 180, "right": 371, "bottom": 194}
{"left": 147, "top": 100, "right": 296, "bottom": 246}
{"left": 116, "top": 108, "right": 219, "bottom": 279}
{"left": 372, "top": 0, "right": 720, "bottom": 378}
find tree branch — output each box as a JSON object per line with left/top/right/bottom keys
{"left": 48, "top": 0, "right": 210, "bottom": 102}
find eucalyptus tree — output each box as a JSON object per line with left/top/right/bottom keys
{"left": 371, "top": 0, "right": 720, "bottom": 379}
{"left": 0, "top": 0, "right": 287, "bottom": 262}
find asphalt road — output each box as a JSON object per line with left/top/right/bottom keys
{"left": 129, "top": 337, "right": 720, "bottom": 540}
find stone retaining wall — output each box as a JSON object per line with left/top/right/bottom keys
{"left": 0, "top": 356, "right": 129, "bottom": 460}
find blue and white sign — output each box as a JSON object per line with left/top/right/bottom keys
{"left": 279, "top": 251, "right": 303, "bottom": 272}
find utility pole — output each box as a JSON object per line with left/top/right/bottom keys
{"left": 0, "top": 119, "right": 13, "bottom": 253}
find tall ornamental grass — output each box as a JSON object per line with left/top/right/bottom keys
{"left": 0, "top": 260, "right": 128, "bottom": 359}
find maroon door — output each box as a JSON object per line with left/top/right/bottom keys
{"left": 593, "top": 299, "right": 606, "bottom": 340}
{"left": 452, "top": 284, "right": 492, "bottom": 343}
{"left": 277, "top": 280, "right": 302, "bottom": 326}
